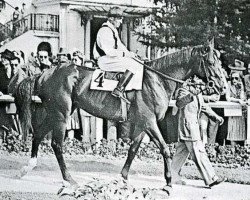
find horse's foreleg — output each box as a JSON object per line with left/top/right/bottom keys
{"left": 19, "top": 117, "right": 51, "bottom": 178}
{"left": 51, "top": 121, "right": 77, "bottom": 187}
{"left": 147, "top": 122, "right": 172, "bottom": 194}
{"left": 121, "top": 131, "right": 146, "bottom": 180}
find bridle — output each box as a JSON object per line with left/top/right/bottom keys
{"left": 199, "top": 50, "right": 221, "bottom": 95}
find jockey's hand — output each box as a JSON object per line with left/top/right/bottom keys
{"left": 126, "top": 51, "right": 137, "bottom": 58}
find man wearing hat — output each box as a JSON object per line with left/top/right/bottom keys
{"left": 228, "top": 59, "right": 246, "bottom": 76}
{"left": 0, "top": 49, "right": 15, "bottom": 95}
{"left": 57, "top": 47, "right": 70, "bottom": 64}
{"left": 35, "top": 43, "right": 52, "bottom": 73}
{"left": 72, "top": 50, "right": 85, "bottom": 67}
{"left": 93, "top": 7, "right": 143, "bottom": 103}
{"left": 244, "top": 64, "right": 250, "bottom": 99}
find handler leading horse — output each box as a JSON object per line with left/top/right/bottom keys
{"left": 14, "top": 43, "right": 227, "bottom": 195}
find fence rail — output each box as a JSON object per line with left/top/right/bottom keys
{"left": 0, "top": 95, "right": 249, "bottom": 144}
{"left": 0, "top": 13, "right": 59, "bottom": 42}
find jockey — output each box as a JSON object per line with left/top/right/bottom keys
{"left": 93, "top": 7, "right": 143, "bottom": 102}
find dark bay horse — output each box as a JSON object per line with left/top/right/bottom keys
{"left": 14, "top": 44, "right": 227, "bottom": 195}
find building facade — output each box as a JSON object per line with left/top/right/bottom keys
{"left": 0, "top": 0, "right": 155, "bottom": 143}
{"left": 0, "top": 0, "right": 155, "bottom": 60}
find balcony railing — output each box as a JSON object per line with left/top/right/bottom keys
{"left": 0, "top": 13, "right": 59, "bottom": 43}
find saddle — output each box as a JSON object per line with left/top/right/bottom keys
{"left": 90, "top": 69, "right": 122, "bottom": 91}
{"left": 90, "top": 69, "right": 136, "bottom": 121}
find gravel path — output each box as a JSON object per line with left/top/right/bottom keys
{"left": 0, "top": 153, "right": 249, "bottom": 200}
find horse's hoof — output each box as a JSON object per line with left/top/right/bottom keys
{"left": 57, "top": 181, "right": 79, "bottom": 197}
{"left": 162, "top": 185, "right": 173, "bottom": 196}
{"left": 57, "top": 187, "right": 75, "bottom": 197}
{"left": 121, "top": 171, "right": 128, "bottom": 180}
{"left": 17, "top": 166, "right": 29, "bottom": 178}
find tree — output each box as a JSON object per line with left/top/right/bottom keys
{"left": 136, "top": 0, "right": 250, "bottom": 64}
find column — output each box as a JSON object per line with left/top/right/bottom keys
{"left": 246, "top": 99, "right": 250, "bottom": 144}
{"left": 84, "top": 16, "right": 92, "bottom": 59}
{"left": 59, "top": 6, "right": 67, "bottom": 49}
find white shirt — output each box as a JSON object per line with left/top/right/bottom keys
{"left": 93, "top": 21, "right": 129, "bottom": 59}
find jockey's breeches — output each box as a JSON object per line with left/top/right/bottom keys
{"left": 97, "top": 56, "right": 143, "bottom": 90}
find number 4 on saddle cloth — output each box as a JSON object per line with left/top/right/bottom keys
{"left": 90, "top": 69, "right": 143, "bottom": 92}
{"left": 90, "top": 68, "right": 144, "bottom": 121}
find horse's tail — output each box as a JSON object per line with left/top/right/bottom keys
{"left": 15, "top": 76, "right": 37, "bottom": 141}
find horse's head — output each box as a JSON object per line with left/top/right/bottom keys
{"left": 191, "top": 42, "right": 228, "bottom": 95}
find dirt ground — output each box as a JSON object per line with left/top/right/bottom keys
{"left": 0, "top": 152, "right": 250, "bottom": 200}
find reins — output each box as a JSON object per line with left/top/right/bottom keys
{"left": 133, "top": 58, "right": 185, "bottom": 84}
{"left": 133, "top": 53, "right": 220, "bottom": 94}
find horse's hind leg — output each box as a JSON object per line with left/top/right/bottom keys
{"left": 51, "top": 120, "right": 77, "bottom": 187}
{"left": 121, "top": 131, "right": 146, "bottom": 180}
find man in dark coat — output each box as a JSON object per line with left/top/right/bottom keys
{"left": 171, "top": 76, "right": 225, "bottom": 187}
{"left": 0, "top": 49, "right": 15, "bottom": 95}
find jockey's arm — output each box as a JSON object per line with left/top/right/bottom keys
{"left": 97, "top": 27, "right": 130, "bottom": 57}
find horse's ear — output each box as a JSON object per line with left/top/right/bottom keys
{"left": 207, "top": 37, "right": 214, "bottom": 51}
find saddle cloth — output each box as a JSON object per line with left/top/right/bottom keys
{"left": 90, "top": 69, "right": 143, "bottom": 91}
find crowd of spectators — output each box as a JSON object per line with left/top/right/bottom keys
{"left": 0, "top": 43, "right": 249, "bottom": 146}
{"left": 0, "top": 43, "right": 95, "bottom": 142}
{"left": 198, "top": 58, "right": 249, "bottom": 146}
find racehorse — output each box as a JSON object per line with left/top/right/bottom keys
{"left": 13, "top": 42, "right": 227, "bottom": 195}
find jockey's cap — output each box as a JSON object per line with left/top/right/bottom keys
{"left": 108, "top": 7, "right": 124, "bottom": 17}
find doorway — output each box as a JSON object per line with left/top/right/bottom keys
{"left": 90, "top": 17, "right": 106, "bottom": 59}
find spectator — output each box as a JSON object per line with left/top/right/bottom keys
{"left": 85, "top": 60, "right": 96, "bottom": 68}
{"left": 20, "top": 3, "right": 27, "bottom": 32}
{"left": 244, "top": 64, "right": 250, "bottom": 99}
{"left": 27, "top": 52, "right": 35, "bottom": 63}
{"left": 12, "top": 7, "right": 20, "bottom": 38}
{"left": 13, "top": 7, "right": 20, "bottom": 21}
{"left": 34, "top": 44, "right": 52, "bottom": 73}
{"left": 0, "top": 49, "right": 15, "bottom": 95}
{"left": 226, "top": 71, "right": 247, "bottom": 146}
{"left": 72, "top": 50, "right": 84, "bottom": 66}
{"left": 21, "top": 3, "right": 26, "bottom": 16}
{"left": 228, "top": 59, "right": 245, "bottom": 76}
{"left": 200, "top": 79, "right": 221, "bottom": 144}
{"left": 57, "top": 48, "right": 70, "bottom": 64}
{"left": 0, "top": 50, "right": 19, "bottom": 140}
{"left": 12, "top": 50, "right": 24, "bottom": 65}
{"left": 171, "top": 75, "right": 225, "bottom": 187}
{"left": 10, "top": 55, "right": 21, "bottom": 76}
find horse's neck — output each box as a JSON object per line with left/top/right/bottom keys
{"left": 158, "top": 63, "right": 193, "bottom": 82}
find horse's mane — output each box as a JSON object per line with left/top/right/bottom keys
{"left": 148, "top": 45, "right": 203, "bottom": 71}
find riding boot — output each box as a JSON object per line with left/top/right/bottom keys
{"left": 112, "top": 70, "right": 134, "bottom": 103}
